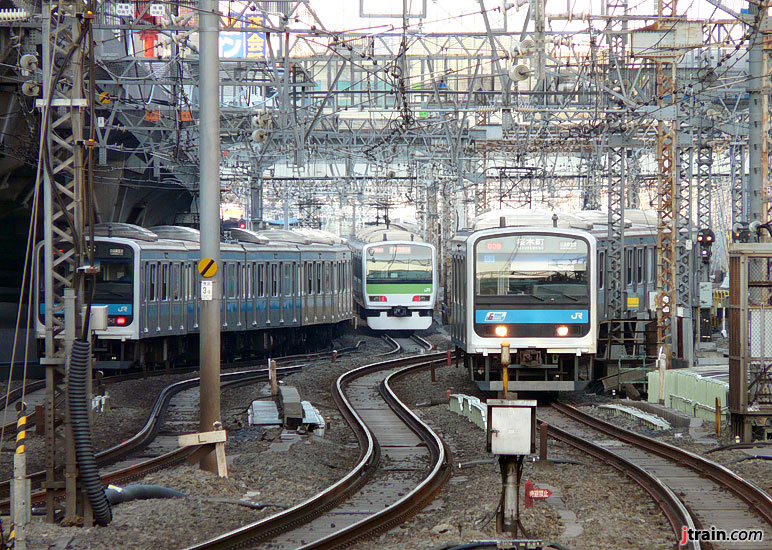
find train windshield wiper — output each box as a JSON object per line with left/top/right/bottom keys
{"left": 541, "top": 289, "right": 578, "bottom": 302}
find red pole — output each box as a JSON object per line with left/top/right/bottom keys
{"left": 524, "top": 480, "right": 534, "bottom": 509}
{"left": 446, "top": 350, "right": 452, "bottom": 366}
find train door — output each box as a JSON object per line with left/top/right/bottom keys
{"left": 269, "top": 262, "right": 280, "bottom": 326}
{"left": 171, "top": 262, "right": 181, "bottom": 333}
{"left": 247, "top": 262, "right": 255, "bottom": 327}
{"left": 238, "top": 262, "right": 245, "bottom": 329}
{"left": 257, "top": 262, "right": 267, "bottom": 327}
{"left": 304, "top": 261, "right": 312, "bottom": 323}
{"left": 279, "top": 261, "right": 288, "bottom": 325}
{"left": 160, "top": 262, "right": 169, "bottom": 332}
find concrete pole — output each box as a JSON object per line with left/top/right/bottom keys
{"left": 198, "top": 0, "right": 221, "bottom": 473}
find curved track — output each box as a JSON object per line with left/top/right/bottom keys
{"left": 544, "top": 402, "right": 772, "bottom": 550}
{"left": 184, "top": 352, "right": 451, "bottom": 550}
{"left": 0, "top": 365, "right": 303, "bottom": 509}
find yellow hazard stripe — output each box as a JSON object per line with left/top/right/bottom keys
{"left": 15, "top": 444, "right": 24, "bottom": 454}
{"left": 16, "top": 416, "right": 26, "bottom": 427}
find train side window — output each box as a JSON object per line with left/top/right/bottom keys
{"left": 271, "top": 264, "right": 278, "bottom": 297}
{"left": 598, "top": 251, "right": 605, "bottom": 290}
{"left": 247, "top": 264, "right": 253, "bottom": 299}
{"left": 283, "top": 262, "right": 291, "bottom": 296}
{"left": 315, "top": 263, "right": 321, "bottom": 294}
{"left": 257, "top": 264, "right": 265, "bottom": 297}
{"left": 637, "top": 248, "right": 644, "bottom": 284}
{"left": 226, "top": 264, "right": 236, "bottom": 298}
{"left": 161, "top": 264, "right": 168, "bottom": 301}
{"left": 148, "top": 264, "right": 155, "bottom": 302}
{"left": 172, "top": 263, "right": 180, "bottom": 300}
{"left": 297, "top": 264, "right": 302, "bottom": 296}
{"left": 325, "top": 263, "right": 331, "bottom": 294}
{"left": 625, "top": 249, "right": 633, "bottom": 285}
{"left": 648, "top": 248, "right": 655, "bottom": 282}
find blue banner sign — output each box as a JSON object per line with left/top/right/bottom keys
{"left": 475, "top": 309, "right": 588, "bottom": 324}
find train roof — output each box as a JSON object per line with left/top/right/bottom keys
{"left": 467, "top": 208, "right": 659, "bottom": 236}
{"left": 93, "top": 223, "right": 158, "bottom": 242}
{"left": 351, "top": 227, "right": 427, "bottom": 244}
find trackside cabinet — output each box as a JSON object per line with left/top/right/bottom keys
{"left": 486, "top": 399, "right": 537, "bottom": 455}
{"left": 728, "top": 244, "right": 772, "bottom": 442}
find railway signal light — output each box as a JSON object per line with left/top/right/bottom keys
{"left": 696, "top": 229, "right": 715, "bottom": 264}
{"left": 732, "top": 222, "right": 750, "bottom": 243}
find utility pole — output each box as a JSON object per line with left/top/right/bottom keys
{"left": 41, "top": 0, "right": 90, "bottom": 522}
{"left": 198, "top": 0, "right": 221, "bottom": 473}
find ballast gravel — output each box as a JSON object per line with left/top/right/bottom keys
{"left": 14, "top": 329, "right": 672, "bottom": 549}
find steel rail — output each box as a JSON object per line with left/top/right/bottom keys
{"left": 183, "top": 352, "right": 449, "bottom": 550}
{"left": 543, "top": 416, "right": 700, "bottom": 550}
{"left": 0, "top": 365, "right": 302, "bottom": 508}
{"left": 410, "top": 333, "right": 434, "bottom": 351}
{"left": 552, "top": 401, "right": 772, "bottom": 527}
{"left": 378, "top": 334, "right": 401, "bottom": 356}
{"left": 297, "top": 358, "right": 453, "bottom": 549}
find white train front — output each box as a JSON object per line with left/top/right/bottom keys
{"left": 450, "top": 224, "right": 597, "bottom": 392}
{"left": 348, "top": 228, "right": 437, "bottom": 331}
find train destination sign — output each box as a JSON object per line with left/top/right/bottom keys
{"left": 198, "top": 258, "right": 218, "bottom": 278}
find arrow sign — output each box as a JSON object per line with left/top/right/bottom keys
{"left": 198, "top": 258, "right": 218, "bottom": 278}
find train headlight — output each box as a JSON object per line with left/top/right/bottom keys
{"left": 494, "top": 325, "right": 508, "bottom": 337}
{"left": 116, "top": 316, "right": 127, "bottom": 326}
{"left": 556, "top": 325, "right": 569, "bottom": 337}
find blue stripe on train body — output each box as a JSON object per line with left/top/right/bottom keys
{"left": 475, "top": 309, "right": 589, "bottom": 324}
{"left": 40, "top": 303, "right": 132, "bottom": 315}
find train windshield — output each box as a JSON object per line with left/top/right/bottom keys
{"left": 84, "top": 246, "right": 133, "bottom": 301}
{"left": 475, "top": 235, "right": 588, "bottom": 301}
{"left": 366, "top": 244, "right": 432, "bottom": 284}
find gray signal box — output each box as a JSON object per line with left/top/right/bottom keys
{"left": 486, "top": 399, "right": 537, "bottom": 455}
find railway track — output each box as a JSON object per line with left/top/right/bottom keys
{"left": 184, "top": 352, "right": 452, "bottom": 550}
{"left": 380, "top": 334, "right": 433, "bottom": 355}
{"left": 543, "top": 401, "right": 772, "bottom": 550}
{"left": 0, "top": 341, "right": 363, "bottom": 439}
{"left": 0, "top": 365, "right": 303, "bottom": 509}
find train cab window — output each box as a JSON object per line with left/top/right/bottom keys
{"left": 637, "top": 248, "right": 644, "bottom": 284}
{"left": 161, "top": 264, "right": 168, "bottom": 301}
{"left": 257, "top": 264, "right": 265, "bottom": 297}
{"left": 625, "top": 249, "right": 633, "bottom": 286}
{"left": 598, "top": 251, "right": 605, "bottom": 290}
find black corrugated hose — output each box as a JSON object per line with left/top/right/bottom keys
{"left": 69, "top": 339, "right": 112, "bottom": 526}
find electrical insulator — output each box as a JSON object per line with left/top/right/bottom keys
{"left": 251, "top": 129, "right": 268, "bottom": 143}
{"left": 509, "top": 64, "right": 530, "bottom": 82}
{"left": 21, "top": 81, "right": 39, "bottom": 96}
